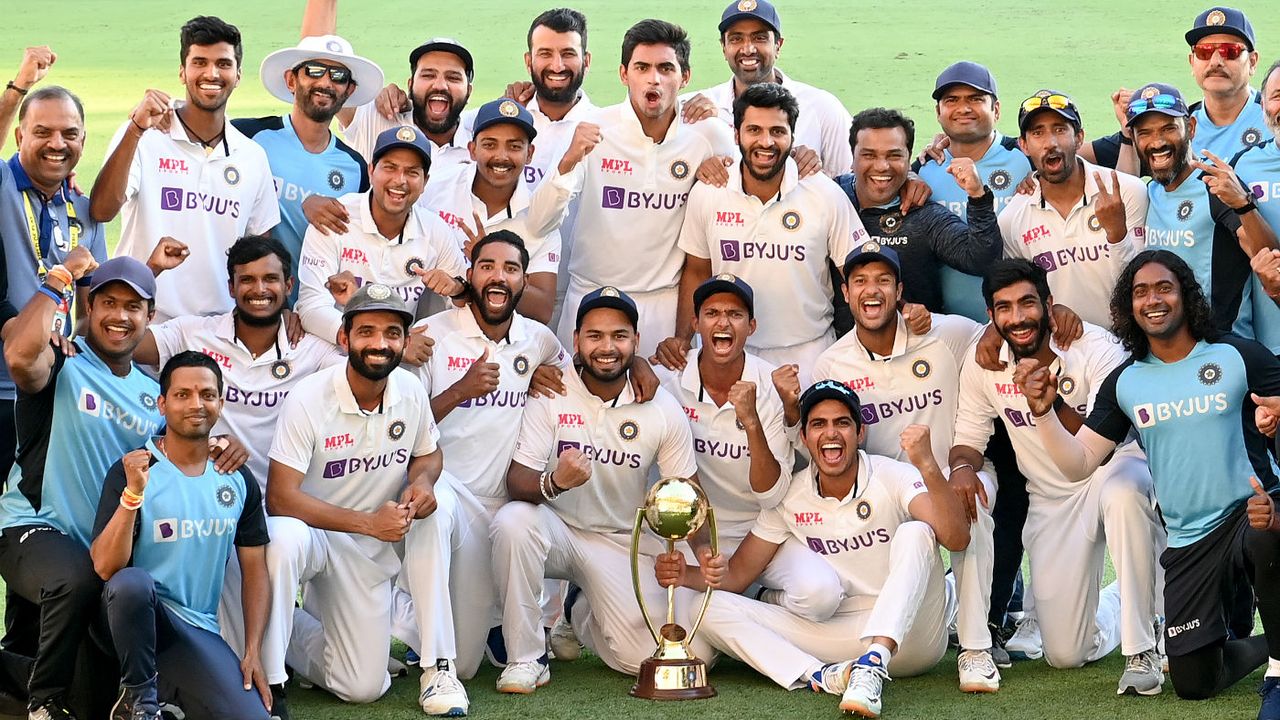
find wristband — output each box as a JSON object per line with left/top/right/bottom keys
{"left": 46, "top": 265, "right": 74, "bottom": 288}
{"left": 129, "top": 117, "right": 147, "bottom": 135}
{"left": 450, "top": 277, "right": 470, "bottom": 300}
{"left": 37, "top": 285, "right": 64, "bottom": 305}
{"left": 1234, "top": 201, "right": 1258, "bottom": 216}
{"left": 1118, "top": 135, "right": 1133, "bottom": 146}
{"left": 949, "top": 462, "right": 975, "bottom": 475}
{"left": 5, "top": 81, "right": 28, "bottom": 96}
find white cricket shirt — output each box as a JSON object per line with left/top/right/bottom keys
{"left": 339, "top": 101, "right": 472, "bottom": 172}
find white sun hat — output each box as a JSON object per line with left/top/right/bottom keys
{"left": 259, "top": 35, "right": 384, "bottom": 108}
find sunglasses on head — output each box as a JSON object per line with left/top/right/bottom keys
{"left": 1192, "top": 42, "right": 1247, "bottom": 61}
{"left": 1127, "top": 94, "right": 1182, "bottom": 115}
{"left": 294, "top": 62, "right": 353, "bottom": 84}
{"left": 1020, "top": 94, "right": 1074, "bottom": 115}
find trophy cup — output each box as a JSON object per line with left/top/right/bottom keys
{"left": 629, "top": 477, "right": 718, "bottom": 700}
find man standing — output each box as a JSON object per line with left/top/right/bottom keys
{"left": 262, "top": 284, "right": 445, "bottom": 710}
{"left": 1032, "top": 250, "right": 1280, "bottom": 714}
{"left": 950, "top": 259, "right": 1163, "bottom": 694}
{"left": 554, "top": 19, "right": 735, "bottom": 356}
{"left": 0, "top": 256, "right": 162, "bottom": 719}
{"left": 1236, "top": 60, "right": 1280, "bottom": 354}
{"left": 659, "top": 383, "right": 969, "bottom": 718}
{"left": 658, "top": 83, "right": 861, "bottom": 383}
{"left": 90, "top": 351, "right": 271, "bottom": 720}
{"left": 234, "top": 34, "right": 381, "bottom": 298}
{"left": 838, "top": 107, "right": 1002, "bottom": 315}
{"left": 295, "top": 125, "right": 467, "bottom": 345}
{"left": 490, "top": 287, "right": 705, "bottom": 692}
{"left": 1000, "top": 91, "right": 1148, "bottom": 328}
{"left": 683, "top": 0, "right": 852, "bottom": 176}
{"left": 90, "top": 16, "right": 279, "bottom": 323}
{"left": 1130, "top": 82, "right": 1277, "bottom": 339}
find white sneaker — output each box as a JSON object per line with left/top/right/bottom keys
{"left": 547, "top": 616, "right": 582, "bottom": 661}
{"left": 809, "top": 660, "right": 853, "bottom": 695}
{"left": 1117, "top": 648, "right": 1164, "bottom": 696}
{"left": 1005, "top": 616, "right": 1043, "bottom": 661}
{"left": 840, "top": 654, "right": 890, "bottom": 718}
{"left": 419, "top": 660, "right": 469, "bottom": 716}
{"left": 957, "top": 649, "right": 1000, "bottom": 693}
{"left": 496, "top": 661, "right": 550, "bottom": 694}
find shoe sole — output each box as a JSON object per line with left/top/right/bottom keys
{"left": 496, "top": 677, "right": 550, "bottom": 695}
{"left": 838, "top": 699, "right": 880, "bottom": 717}
{"left": 960, "top": 681, "right": 1000, "bottom": 693}
{"left": 1117, "top": 683, "right": 1163, "bottom": 696}
{"left": 1006, "top": 650, "right": 1043, "bottom": 661}
{"left": 421, "top": 705, "right": 468, "bottom": 717}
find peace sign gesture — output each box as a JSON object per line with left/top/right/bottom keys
{"left": 457, "top": 211, "right": 488, "bottom": 260}
{"left": 1091, "top": 170, "right": 1128, "bottom": 243}
{"left": 1192, "top": 149, "right": 1253, "bottom": 211}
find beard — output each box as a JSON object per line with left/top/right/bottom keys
{"left": 740, "top": 142, "right": 790, "bottom": 182}
{"left": 297, "top": 86, "right": 345, "bottom": 124}
{"left": 349, "top": 346, "right": 403, "bottom": 381}
{"left": 235, "top": 304, "right": 284, "bottom": 328}
{"left": 531, "top": 66, "right": 585, "bottom": 105}
{"left": 580, "top": 353, "right": 632, "bottom": 383}
{"left": 996, "top": 311, "right": 1052, "bottom": 359}
{"left": 468, "top": 281, "right": 525, "bottom": 326}
{"left": 411, "top": 91, "right": 466, "bottom": 135}
{"left": 1144, "top": 137, "right": 1192, "bottom": 186}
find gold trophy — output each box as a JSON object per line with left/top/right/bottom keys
{"left": 629, "top": 477, "right": 718, "bottom": 700}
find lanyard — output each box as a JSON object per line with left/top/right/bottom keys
{"left": 23, "top": 189, "right": 79, "bottom": 279}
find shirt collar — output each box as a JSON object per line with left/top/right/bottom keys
{"left": 569, "top": 365, "right": 638, "bottom": 408}
{"left": 527, "top": 92, "right": 594, "bottom": 123}
{"left": 356, "top": 190, "right": 427, "bottom": 244}
{"left": 333, "top": 364, "right": 404, "bottom": 415}
{"left": 850, "top": 313, "right": 910, "bottom": 360}
{"left": 165, "top": 100, "right": 243, "bottom": 156}
{"left": 1034, "top": 156, "right": 1101, "bottom": 210}
{"left": 455, "top": 304, "right": 528, "bottom": 343}
{"left": 462, "top": 162, "right": 531, "bottom": 218}
{"left": 8, "top": 153, "right": 68, "bottom": 204}
{"left": 678, "top": 347, "right": 760, "bottom": 399}
{"left": 619, "top": 97, "right": 679, "bottom": 143}
{"left": 213, "top": 311, "right": 291, "bottom": 359}
{"left": 727, "top": 157, "right": 799, "bottom": 200}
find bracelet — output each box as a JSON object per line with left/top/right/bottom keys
{"left": 450, "top": 277, "right": 470, "bottom": 300}
{"left": 5, "top": 81, "right": 27, "bottom": 96}
{"left": 949, "top": 462, "right": 975, "bottom": 475}
{"left": 36, "top": 285, "right": 64, "bottom": 305}
{"left": 122, "top": 486, "right": 143, "bottom": 502}
{"left": 120, "top": 489, "right": 143, "bottom": 511}
{"left": 538, "top": 470, "right": 559, "bottom": 502}
{"left": 129, "top": 117, "right": 147, "bottom": 136}
{"left": 46, "top": 265, "right": 73, "bottom": 288}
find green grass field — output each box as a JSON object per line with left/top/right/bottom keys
{"left": 6, "top": 0, "right": 1280, "bottom": 717}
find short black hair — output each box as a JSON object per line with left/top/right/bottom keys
{"left": 470, "top": 229, "right": 530, "bottom": 270}
{"left": 1110, "top": 250, "right": 1216, "bottom": 358}
{"left": 180, "top": 16, "right": 243, "bottom": 67}
{"left": 160, "top": 350, "right": 224, "bottom": 395}
{"left": 226, "top": 234, "right": 293, "bottom": 281}
{"left": 849, "top": 107, "right": 916, "bottom": 155}
{"left": 528, "top": 8, "right": 588, "bottom": 51}
{"left": 982, "top": 258, "right": 1051, "bottom": 310}
{"left": 733, "top": 83, "right": 799, "bottom": 132}
{"left": 18, "top": 86, "right": 84, "bottom": 124}
{"left": 621, "top": 19, "right": 690, "bottom": 72}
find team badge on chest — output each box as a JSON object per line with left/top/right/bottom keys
{"left": 1087, "top": 214, "right": 1102, "bottom": 232}
{"left": 670, "top": 160, "right": 690, "bottom": 180}
{"left": 514, "top": 354, "right": 530, "bottom": 376}
{"left": 1058, "top": 376, "right": 1076, "bottom": 396}
{"left": 619, "top": 420, "right": 639, "bottom": 441}
{"left": 223, "top": 165, "right": 240, "bottom": 186}
{"left": 878, "top": 213, "right": 901, "bottom": 234}
{"left": 1177, "top": 200, "right": 1194, "bottom": 222}
{"left": 139, "top": 392, "right": 157, "bottom": 410}
{"left": 215, "top": 484, "right": 237, "bottom": 508}
{"left": 1197, "top": 362, "right": 1222, "bottom": 386}
{"left": 271, "top": 360, "right": 292, "bottom": 380}
{"left": 327, "top": 169, "right": 345, "bottom": 190}
{"left": 781, "top": 211, "right": 802, "bottom": 231}
{"left": 388, "top": 419, "right": 407, "bottom": 441}
{"left": 405, "top": 257, "right": 425, "bottom": 277}
{"left": 988, "top": 170, "right": 1012, "bottom": 191}
{"left": 911, "top": 359, "right": 931, "bottom": 378}
{"left": 855, "top": 500, "right": 872, "bottom": 520}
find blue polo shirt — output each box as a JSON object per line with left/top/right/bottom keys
{"left": 232, "top": 115, "right": 368, "bottom": 302}
{"left": 0, "top": 154, "right": 106, "bottom": 401}
{"left": 1233, "top": 139, "right": 1280, "bottom": 354}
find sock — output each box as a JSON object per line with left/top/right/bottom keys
{"left": 862, "top": 643, "right": 892, "bottom": 668}
{"left": 1267, "top": 657, "right": 1280, "bottom": 677}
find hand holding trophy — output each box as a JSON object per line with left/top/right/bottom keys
{"left": 629, "top": 477, "right": 718, "bottom": 700}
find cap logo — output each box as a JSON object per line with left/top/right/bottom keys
{"left": 498, "top": 100, "right": 520, "bottom": 117}
{"left": 1207, "top": 9, "right": 1226, "bottom": 25}
{"left": 325, "top": 39, "right": 344, "bottom": 52}
{"left": 738, "top": 0, "right": 758, "bottom": 11}
{"left": 861, "top": 240, "right": 882, "bottom": 254}
{"left": 1035, "top": 90, "right": 1052, "bottom": 98}
{"left": 715, "top": 273, "right": 737, "bottom": 282}
{"left": 600, "top": 286, "right": 620, "bottom": 298}
{"left": 781, "top": 210, "right": 802, "bottom": 231}
{"left": 367, "top": 283, "right": 392, "bottom": 300}
{"left": 396, "top": 126, "right": 417, "bottom": 142}
{"left": 1141, "top": 86, "right": 1159, "bottom": 100}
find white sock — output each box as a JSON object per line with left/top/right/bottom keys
{"left": 1267, "top": 657, "right": 1280, "bottom": 678}
{"left": 864, "top": 642, "right": 893, "bottom": 667}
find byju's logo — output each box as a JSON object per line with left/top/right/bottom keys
{"left": 323, "top": 460, "right": 347, "bottom": 479}
{"left": 154, "top": 519, "right": 178, "bottom": 543}
{"left": 602, "top": 186, "right": 626, "bottom": 209}
{"left": 720, "top": 239, "right": 741, "bottom": 261}
{"left": 159, "top": 187, "right": 241, "bottom": 217}
{"left": 78, "top": 389, "right": 100, "bottom": 417}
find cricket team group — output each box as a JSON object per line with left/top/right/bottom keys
{"left": 3, "top": 0, "right": 1280, "bottom": 718}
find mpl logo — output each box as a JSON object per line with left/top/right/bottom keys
{"left": 78, "top": 388, "right": 101, "bottom": 417}
{"left": 600, "top": 158, "right": 633, "bottom": 174}
{"left": 715, "top": 211, "right": 745, "bottom": 227}
{"left": 340, "top": 247, "right": 369, "bottom": 264}
{"left": 558, "top": 413, "right": 585, "bottom": 427}
{"left": 793, "top": 511, "right": 822, "bottom": 526}
{"left": 682, "top": 406, "right": 700, "bottom": 422}
{"left": 323, "top": 433, "right": 354, "bottom": 451}
{"left": 154, "top": 518, "right": 179, "bottom": 543}
{"left": 1132, "top": 393, "right": 1229, "bottom": 429}
{"left": 437, "top": 210, "right": 463, "bottom": 228}
{"left": 845, "top": 377, "right": 875, "bottom": 392}
{"left": 157, "top": 157, "right": 189, "bottom": 174}
{"left": 201, "top": 348, "right": 232, "bottom": 369}
{"left": 158, "top": 187, "right": 241, "bottom": 218}
{"left": 447, "top": 356, "right": 477, "bottom": 372}
{"left": 1021, "top": 225, "right": 1051, "bottom": 245}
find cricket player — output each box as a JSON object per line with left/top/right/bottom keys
{"left": 950, "top": 259, "right": 1164, "bottom": 695}
{"left": 1236, "top": 59, "right": 1280, "bottom": 354}
{"left": 657, "top": 381, "right": 969, "bottom": 718}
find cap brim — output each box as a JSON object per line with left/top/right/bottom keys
{"left": 843, "top": 252, "right": 901, "bottom": 279}
{"left": 799, "top": 388, "right": 860, "bottom": 425}
{"left": 576, "top": 297, "right": 639, "bottom": 329}
{"left": 342, "top": 305, "right": 414, "bottom": 326}
{"left": 1185, "top": 26, "right": 1253, "bottom": 49}
{"left": 1125, "top": 107, "right": 1188, "bottom": 127}
{"left": 931, "top": 80, "right": 996, "bottom": 101}
{"left": 371, "top": 141, "right": 431, "bottom": 169}
{"left": 260, "top": 47, "right": 385, "bottom": 108}
{"left": 1019, "top": 106, "right": 1081, "bottom": 130}
{"left": 473, "top": 117, "right": 537, "bottom": 141}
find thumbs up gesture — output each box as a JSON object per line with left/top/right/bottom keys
{"left": 1249, "top": 476, "right": 1279, "bottom": 532}
{"left": 454, "top": 347, "right": 500, "bottom": 401}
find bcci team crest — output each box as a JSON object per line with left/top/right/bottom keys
{"left": 139, "top": 392, "right": 157, "bottom": 410}
{"left": 223, "top": 165, "right": 240, "bottom": 186}
{"left": 514, "top": 354, "right": 530, "bottom": 376}
{"left": 1198, "top": 362, "right": 1222, "bottom": 386}
{"left": 861, "top": 240, "right": 882, "bottom": 254}
{"left": 396, "top": 126, "right": 417, "bottom": 142}
{"left": 781, "top": 211, "right": 802, "bottom": 231}
{"left": 601, "top": 286, "right": 621, "bottom": 297}
{"left": 716, "top": 273, "right": 737, "bottom": 282}
{"left": 271, "top": 360, "right": 292, "bottom": 380}
{"left": 1059, "top": 376, "right": 1077, "bottom": 396}
{"left": 1243, "top": 128, "right": 1264, "bottom": 146}
{"left": 855, "top": 500, "right": 872, "bottom": 520}
{"left": 911, "top": 359, "right": 931, "bottom": 378}
{"left": 499, "top": 100, "right": 520, "bottom": 117}
{"left": 405, "top": 257, "right": 425, "bottom": 277}
{"left": 1177, "top": 200, "right": 1194, "bottom": 222}
{"left": 1207, "top": 9, "right": 1226, "bottom": 25}
{"left": 327, "top": 169, "right": 345, "bottom": 191}
{"left": 388, "top": 420, "right": 407, "bottom": 441}
{"left": 738, "top": 0, "right": 758, "bottom": 10}
{"left": 367, "top": 283, "right": 392, "bottom": 300}
{"left": 215, "top": 484, "right": 237, "bottom": 508}
{"left": 878, "top": 213, "right": 901, "bottom": 234}
{"left": 619, "top": 420, "right": 639, "bottom": 441}
{"left": 1087, "top": 214, "right": 1102, "bottom": 232}
{"left": 1140, "top": 86, "right": 1160, "bottom": 100}
{"left": 670, "top": 160, "right": 690, "bottom": 180}
{"left": 988, "top": 170, "right": 1012, "bottom": 191}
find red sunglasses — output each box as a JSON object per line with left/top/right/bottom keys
{"left": 1192, "top": 42, "right": 1247, "bottom": 61}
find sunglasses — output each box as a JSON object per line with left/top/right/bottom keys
{"left": 1192, "top": 42, "right": 1247, "bottom": 61}
{"left": 295, "top": 62, "right": 353, "bottom": 84}
{"left": 1127, "top": 94, "right": 1182, "bottom": 115}
{"left": 1020, "top": 94, "right": 1074, "bottom": 115}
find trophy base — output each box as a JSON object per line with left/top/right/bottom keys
{"left": 629, "top": 657, "right": 716, "bottom": 700}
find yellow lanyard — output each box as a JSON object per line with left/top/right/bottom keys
{"left": 23, "top": 189, "right": 80, "bottom": 279}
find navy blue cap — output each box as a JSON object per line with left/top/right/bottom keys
{"left": 473, "top": 98, "right": 537, "bottom": 141}
{"left": 89, "top": 257, "right": 156, "bottom": 300}
{"left": 1186, "top": 7, "right": 1255, "bottom": 50}
{"left": 842, "top": 240, "right": 902, "bottom": 280}
{"left": 719, "top": 0, "right": 781, "bottom": 36}
{"left": 371, "top": 125, "right": 432, "bottom": 170}
{"left": 409, "top": 37, "right": 474, "bottom": 82}
{"left": 932, "top": 61, "right": 998, "bottom": 100}
{"left": 1125, "top": 83, "right": 1190, "bottom": 127}
{"left": 576, "top": 286, "right": 639, "bottom": 330}
{"left": 1017, "top": 89, "right": 1082, "bottom": 131}
{"left": 799, "top": 379, "right": 862, "bottom": 427}
{"left": 693, "top": 273, "right": 754, "bottom": 317}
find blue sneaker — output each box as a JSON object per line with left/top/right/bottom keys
{"left": 405, "top": 648, "right": 420, "bottom": 667}
{"left": 1259, "top": 676, "right": 1280, "bottom": 720}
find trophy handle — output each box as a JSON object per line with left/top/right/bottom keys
{"left": 632, "top": 507, "right": 661, "bottom": 646}
{"left": 687, "top": 506, "right": 718, "bottom": 643}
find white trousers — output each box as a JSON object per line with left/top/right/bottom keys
{"left": 697, "top": 521, "right": 951, "bottom": 689}
{"left": 556, "top": 281, "right": 678, "bottom": 360}
{"left": 949, "top": 468, "right": 1000, "bottom": 651}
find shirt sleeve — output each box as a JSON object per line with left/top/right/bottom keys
{"left": 411, "top": 384, "right": 441, "bottom": 457}
{"left": 245, "top": 159, "right": 282, "bottom": 235}
{"left": 933, "top": 314, "right": 986, "bottom": 366}
{"left": 998, "top": 208, "right": 1027, "bottom": 260}
{"left": 749, "top": 505, "right": 793, "bottom": 545}
{"left": 524, "top": 169, "right": 575, "bottom": 238}
{"left": 337, "top": 101, "right": 381, "bottom": 163}
{"left": 1090, "top": 133, "right": 1123, "bottom": 170}
{"left": 826, "top": 185, "right": 859, "bottom": 265}
{"left": 268, "top": 390, "right": 317, "bottom": 474}
{"left": 952, "top": 350, "right": 997, "bottom": 454}
{"left": 148, "top": 317, "right": 191, "bottom": 367}
{"left": 1227, "top": 334, "right": 1280, "bottom": 396}
{"left": 1119, "top": 173, "right": 1150, "bottom": 250}
{"left": 295, "top": 225, "right": 344, "bottom": 344}
{"left": 817, "top": 101, "right": 854, "bottom": 178}
{"left": 655, "top": 395, "right": 699, "bottom": 479}
{"left": 510, "top": 394, "right": 556, "bottom": 472}
{"left": 233, "top": 468, "right": 270, "bottom": 547}
{"left": 431, "top": 221, "right": 471, "bottom": 278}
{"left": 888, "top": 458, "right": 929, "bottom": 515}
{"left": 1083, "top": 362, "right": 1135, "bottom": 442}
{"left": 676, "top": 184, "right": 712, "bottom": 259}
{"left": 525, "top": 229, "right": 562, "bottom": 276}
{"left": 1081, "top": 330, "right": 1130, "bottom": 415}
{"left": 103, "top": 121, "right": 142, "bottom": 202}
{"left": 927, "top": 191, "right": 1004, "bottom": 275}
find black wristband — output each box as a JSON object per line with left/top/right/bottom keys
{"left": 1118, "top": 135, "right": 1133, "bottom": 146}
{"left": 1234, "top": 201, "right": 1258, "bottom": 216}
{"left": 449, "top": 277, "right": 470, "bottom": 300}
{"left": 5, "top": 81, "right": 28, "bottom": 96}
{"left": 548, "top": 472, "right": 566, "bottom": 494}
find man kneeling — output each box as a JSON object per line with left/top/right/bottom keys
{"left": 656, "top": 381, "right": 969, "bottom": 718}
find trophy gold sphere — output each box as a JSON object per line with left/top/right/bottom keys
{"left": 642, "top": 477, "right": 709, "bottom": 541}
